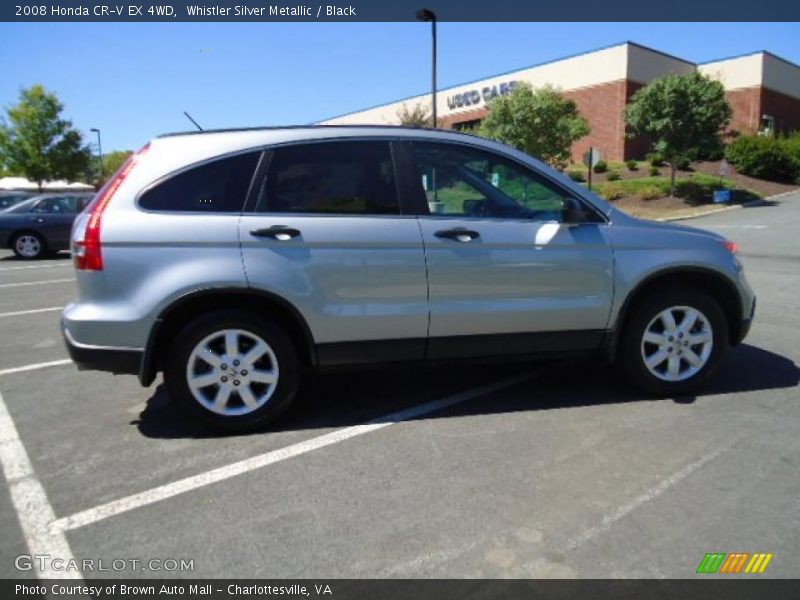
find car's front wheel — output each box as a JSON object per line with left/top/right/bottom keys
{"left": 12, "top": 232, "right": 46, "bottom": 259}
{"left": 619, "top": 290, "right": 729, "bottom": 395}
{"left": 165, "top": 310, "right": 300, "bottom": 432}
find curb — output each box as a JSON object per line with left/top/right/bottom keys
{"left": 656, "top": 189, "right": 797, "bottom": 222}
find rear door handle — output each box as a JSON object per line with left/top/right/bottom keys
{"left": 434, "top": 228, "right": 480, "bottom": 242}
{"left": 250, "top": 225, "right": 301, "bottom": 241}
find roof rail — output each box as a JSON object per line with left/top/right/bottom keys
{"left": 156, "top": 124, "right": 480, "bottom": 139}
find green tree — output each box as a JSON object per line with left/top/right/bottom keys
{"left": 0, "top": 85, "right": 92, "bottom": 191}
{"left": 477, "top": 83, "right": 590, "bottom": 168}
{"left": 103, "top": 150, "right": 132, "bottom": 177}
{"left": 89, "top": 149, "right": 133, "bottom": 187}
{"left": 396, "top": 102, "right": 443, "bottom": 128}
{"left": 624, "top": 73, "right": 732, "bottom": 196}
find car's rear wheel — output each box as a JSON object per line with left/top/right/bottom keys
{"left": 165, "top": 310, "right": 300, "bottom": 432}
{"left": 12, "top": 232, "right": 46, "bottom": 259}
{"left": 619, "top": 290, "right": 729, "bottom": 395}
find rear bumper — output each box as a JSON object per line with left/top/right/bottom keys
{"left": 62, "top": 322, "right": 142, "bottom": 376}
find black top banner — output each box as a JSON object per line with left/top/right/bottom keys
{"left": 3, "top": 0, "right": 800, "bottom": 22}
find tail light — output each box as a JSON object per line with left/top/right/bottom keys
{"left": 72, "top": 143, "right": 150, "bottom": 270}
{"left": 722, "top": 240, "right": 738, "bottom": 254}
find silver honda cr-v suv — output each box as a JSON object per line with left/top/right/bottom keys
{"left": 62, "top": 126, "right": 755, "bottom": 431}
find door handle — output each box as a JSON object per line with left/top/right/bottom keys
{"left": 250, "top": 225, "right": 301, "bottom": 241}
{"left": 434, "top": 228, "right": 480, "bottom": 242}
{"left": 34, "top": 218, "right": 45, "bottom": 224}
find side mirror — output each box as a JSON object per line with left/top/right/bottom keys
{"left": 561, "top": 197, "right": 587, "bottom": 224}
{"left": 462, "top": 199, "right": 486, "bottom": 217}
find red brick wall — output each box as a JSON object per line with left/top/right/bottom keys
{"left": 565, "top": 80, "right": 629, "bottom": 163}
{"left": 725, "top": 87, "right": 762, "bottom": 135}
{"left": 440, "top": 107, "right": 487, "bottom": 130}
{"left": 446, "top": 80, "right": 633, "bottom": 162}
{"left": 443, "top": 78, "right": 800, "bottom": 162}
{"left": 760, "top": 87, "right": 800, "bottom": 133}
{"left": 623, "top": 81, "right": 653, "bottom": 160}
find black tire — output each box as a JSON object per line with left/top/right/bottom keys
{"left": 619, "top": 290, "right": 729, "bottom": 396}
{"left": 11, "top": 232, "right": 46, "bottom": 260}
{"left": 164, "top": 309, "right": 300, "bottom": 432}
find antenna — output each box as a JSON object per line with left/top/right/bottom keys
{"left": 183, "top": 111, "right": 203, "bottom": 131}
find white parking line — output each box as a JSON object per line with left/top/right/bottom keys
{"left": 0, "top": 389, "right": 82, "bottom": 579}
{"left": 563, "top": 445, "right": 728, "bottom": 551}
{"left": 0, "top": 359, "right": 72, "bottom": 378}
{"left": 706, "top": 225, "right": 768, "bottom": 229}
{"left": 50, "top": 373, "right": 534, "bottom": 534}
{"left": 0, "top": 307, "right": 63, "bottom": 319}
{"left": 0, "top": 278, "right": 74, "bottom": 289}
{"left": 0, "top": 263, "right": 71, "bottom": 273}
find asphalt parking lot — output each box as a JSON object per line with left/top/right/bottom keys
{"left": 0, "top": 194, "right": 798, "bottom": 581}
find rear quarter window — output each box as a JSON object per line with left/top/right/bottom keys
{"left": 139, "top": 152, "right": 260, "bottom": 212}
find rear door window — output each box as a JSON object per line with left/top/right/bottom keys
{"left": 256, "top": 141, "right": 400, "bottom": 215}
{"left": 32, "top": 197, "right": 75, "bottom": 214}
{"left": 139, "top": 152, "right": 260, "bottom": 212}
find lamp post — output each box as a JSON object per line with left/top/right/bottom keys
{"left": 415, "top": 8, "right": 437, "bottom": 128}
{"left": 90, "top": 128, "right": 103, "bottom": 181}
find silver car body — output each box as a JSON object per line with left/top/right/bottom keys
{"left": 61, "top": 126, "right": 755, "bottom": 382}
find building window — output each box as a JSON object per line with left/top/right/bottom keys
{"left": 451, "top": 119, "right": 482, "bottom": 132}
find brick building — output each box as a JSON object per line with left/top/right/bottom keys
{"left": 320, "top": 41, "right": 800, "bottom": 162}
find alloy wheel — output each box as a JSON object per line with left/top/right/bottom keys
{"left": 640, "top": 305, "right": 714, "bottom": 382}
{"left": 185, "top": 328, "right": 279, "bottom": 416}
{"left": 15, "top": 235, "right": 41, "bottom": 258}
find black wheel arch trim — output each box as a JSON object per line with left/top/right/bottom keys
{"left": 138, "top": 287, "right": 317, "bottom": 386}
{"left": 603, "top": 265, "right": 746, "bottom": 362}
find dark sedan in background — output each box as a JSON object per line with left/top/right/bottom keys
{"left": 0, "top": 191, "right": 35, "bottom": 210}
{"left": 0, "top": 193, "right": 94, "bottom": 259}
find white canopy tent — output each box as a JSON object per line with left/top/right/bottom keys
{"left": 0, "top": 177, "right": 94, "bottom": 192}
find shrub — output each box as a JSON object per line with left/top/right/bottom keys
{"left": 606, "top": 170, "right": 621, "bottom": 181}
{"left": 593, "top": 160, "right": 608, "bottom": 173}
{"left": 597, "top": 184, "right": 623, "bottom": 201}
{"left": 725, "top": 135, "right": 797, "bottom": 181}
{"left": 674, "top": 174, "right": 727, "bottom": 203}
{"left": 674, "top": 180, "right": 707, "bottom": 203}
{"left": 647, "top": 152, "right": 665, "bottom": 167}
{"left": 697, "top": 145, "right": 725, "bottom": 161}
{"left": 676, "top": 157, "right": 692, "bottom": 171}
{"left": 626, "top": 159, "right": 638, "bottom": 171}
{"left": 648, "top": 166, "right": 660, "bottom": 176}
{"left": 567, "top": 169, "right": 585, "bottom": 182}
{"left": 778, "top": 132, "right": 800, "bottom": 178}
{"left": 638, "top": 186, "right": 664, "bottom": 201}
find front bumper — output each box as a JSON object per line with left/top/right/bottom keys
{"left": 62, "top": 322, "right": 142, "bottom": 375}
{"left": 734, "top": 296, "right": 756, "bottom": 345}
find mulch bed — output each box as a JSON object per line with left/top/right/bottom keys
{"left": 586, "top": 160, "right": 798, "bottom": 199}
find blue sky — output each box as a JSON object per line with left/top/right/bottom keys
{"left": 1, "top": 22, "right": 798, "bottom": 152}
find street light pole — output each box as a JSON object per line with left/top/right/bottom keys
{"left": 415, "top": 8, "right": 437, "bottom": 128}
{"left": 90, "top": 128, "right": 103, "bottom": 181}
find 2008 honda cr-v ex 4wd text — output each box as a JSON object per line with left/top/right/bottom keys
{"left": 61, "top": 126, "right": 756, "bottom": 431}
